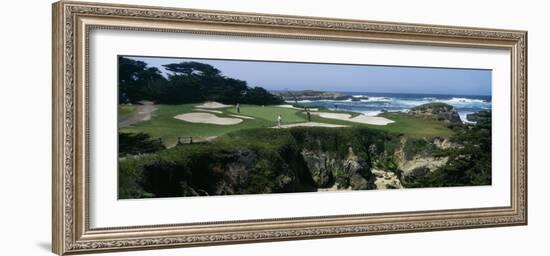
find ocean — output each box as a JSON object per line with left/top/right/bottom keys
{"left": 289, "top": 92, "right": 492, "bottom": 123}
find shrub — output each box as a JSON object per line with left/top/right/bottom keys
{"left": 119, "top": 132, "right": 165, "bottom": 157}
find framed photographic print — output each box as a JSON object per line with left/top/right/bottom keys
{"left": 52, "top": 1, "right": 527, "bottom": 255}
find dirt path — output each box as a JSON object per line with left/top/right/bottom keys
{"left": 119, "top": 101, "right": 158, "bottom": 128}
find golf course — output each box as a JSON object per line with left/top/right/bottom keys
{"left": 119, "top": 101, "right": 455, "bottom": 147}
{"left": 117, "top": 56, "right": 491, "bottom": 199}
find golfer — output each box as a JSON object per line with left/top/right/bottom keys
{"left": 277, "top": 114, "right": 282, "bottom": 128}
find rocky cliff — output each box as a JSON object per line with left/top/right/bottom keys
{"left": 466, "top": 110, "right": 491, "bottom": 124}
{"left": 119, "top": 127, "right": 461, "bottom": 198}
{"left": 301, "top": 146, "right": 370, "bottom": 190}
{"left": 409, "top": 102, "right": 462, "bottom": 124}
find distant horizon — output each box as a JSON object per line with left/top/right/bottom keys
{"left": 125, "top": 55, "right": 492, "bottom": 96}
{"left": 270, "top": 89, "right": 492, "bottom": 97}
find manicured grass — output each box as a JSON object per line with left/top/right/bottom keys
{"left": 227, "top": 105, "right": 306, "bottom": 124}
{"left": 373, "top": 112, "right": 455, "bottom": 138}
{"left": 121, "top": 104, "right": 269, "bottom": 146}
{"left": 120, "top": 103, "right": 455, "bottom": 146}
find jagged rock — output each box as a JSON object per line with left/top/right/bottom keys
{"left": 433, "top": 137, "right": 454, "bottom": 150}
{"left": 180, "top": 181, "right": 200, "bottom": 196}
{"left": 466, "top": 110, "right": 491, "bottom": 124}
{"left": 371, "top": 169, "right": 403, "bottom": 189}
{"left": 301, "top": 150, "right": 335, "bottom": 187}
{"left": 403, "top": 166, "right": 430, "bottom": 182}
{"left": 350, "top": 173, "right": 369, "bottom": 190}
{"left": 392, "top": 137, "right": 449, "bottom": 179}
{"left": 343, "top": 147, "right": 364, "bottom": 175}
{"left": 225, "top": 162, "right": 250, "bottom": 186}
{"left": 214, "top": 180, "right": 234, "bottom": 195}
{"left": 342, "top": 147, "right": 370, "bottom": 189}
{"left": 399, "top": 156, "right": 448, "bottom": 176}
{"left": 409, "top": 103, "right": 462, "bottom": 124}
{"left": 302, "top": 146, "right": 370, "bottom": 189}
{"left": 275, "top": 174, "right": 293, "bottom": 188}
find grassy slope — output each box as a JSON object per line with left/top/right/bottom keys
{"left": 120, "top": 103, "right": 454, "bottom": 145}
{"left": 118, "top": 105, "right": 136, "bottom": 121}
{"left": 372, "top": 112, "right": 454, "bottom": 138}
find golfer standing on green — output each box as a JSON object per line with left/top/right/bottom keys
{"left": 277, "top": 114, "right": 282, "bottom": 128}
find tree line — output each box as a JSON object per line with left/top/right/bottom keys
{"left": 118, "top": 56, "right": 283, "bottom": 105}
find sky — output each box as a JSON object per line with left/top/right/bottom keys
{"left": 126, "top": 56, "right": 492, "bottom": 96}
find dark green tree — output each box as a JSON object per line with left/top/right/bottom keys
{"left": 163, "top": 61, "right": 221, "bottom": 77}
{"left": 118, "top": 132, "right": 165, "bottom": 157}
{"left": 119, "top": 57, "right": 283, "bottom": 105}
{"left": 118, "top": 56, "right": 165, "bottom": 103}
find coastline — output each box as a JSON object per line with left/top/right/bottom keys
{"left": 282, "top": 91, "right": 491, "bottom": 124}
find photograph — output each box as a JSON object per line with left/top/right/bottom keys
{"left": 48, "top": 2, "right": 529, "bottom": 254}
{"left": 117, "top": 56, "right": 492, "bottom": 199}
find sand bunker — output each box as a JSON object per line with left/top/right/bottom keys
{"left": 276, "top": 104, "right": 319, "bottom": 111}
{"left": 194, "top": 108, "right": 223, "bottom": 114}
{"left": 350, "top": 115, "right": 395, "bottom": 125}
{"left": 275, "top": 104, "right": 299, "bottom": 109}
{"left": 174, "top": 113, "right": 242, "bottom": 125}
{"left": 315, "top": 112, "right": 394, "bottom": 125}
{"left": 318, "top": 112, "right": 352, "bottom": 120}
{"left": 229, "top": 114, "right": 255, "bottom": 120}
{"left": 273, "top": 122, "right": 349, "bottom": 129}
{"left": 195, "top": 102, "right": 232, "bottom": 109}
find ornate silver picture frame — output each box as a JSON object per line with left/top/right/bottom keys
{"left": 52, "top": 1, "right": 527, "bottom": 255}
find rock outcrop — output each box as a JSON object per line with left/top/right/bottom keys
{"left": 466, "top": 110, "right": 491, "bottom": 124}
{"left": 392, "top": 137, "right": 449, "bottom": 183}
{"left": 128, "top": 127, "right": 462, "bottom": 199}
{"left": 400, "top": 156, "right": 448, "bottom": 182}
{"left": 274, "top": 90, "right": 352, "bottom": 101}
{"left": 301, "top": 150, "right": 336, "bottom": 188}
{"left": 371, "top": 169, "right": 403, "bottom": 189}
{"left": 433, "top": 137, "right": 454, "bottom": 150}
{"left": 301, "top": 146, "right": 370, "bottom": 190}
{"left": 409, "top": 103, "right": 462, "bottom": 124}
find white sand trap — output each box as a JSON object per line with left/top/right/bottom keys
{"left": 350, "top": 115, "right": 395, "bottom": 125}
{"left": 174, "top": 113, "right": 242, "bottom": 125}
{"left": 229, "top": 114, "right": 255, "bottom": 120}
{"left": 194, "top": 108, "right": 223, "bottom": 114}
{"left": 318, "top": 112, "right": 352, "bottom": 120}
{"left": 276, "top": 104, "right": 318, "bottom": 111}
{"left": 195, "top": 102, "right": 232, "bottom": 109}
{"left": 272, "top": 122, "right": 349, "bottom": 129}
{"left": 315, "top": 112, "right": 394, "bottom": 125}
{"left": 276, "top": 104, "right": 300, "bottom": 109}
